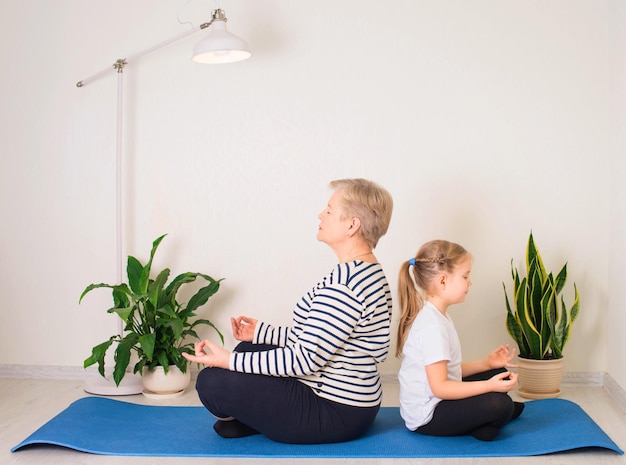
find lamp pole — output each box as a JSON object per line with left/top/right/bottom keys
{"left": 77, "top": 9, "right": 250, "bottom": 396}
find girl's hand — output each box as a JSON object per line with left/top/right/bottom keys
{"left": 487, "top": 370, "right": 519, "bottom": 393}
{"left": 487, "top": 344, "right": 518, "bottom": 369}
{"left": 182, "top": 340, "right": 231, "bottom": 369}
{"left": 231, "top": 316, "right": 258, "bottom": 342}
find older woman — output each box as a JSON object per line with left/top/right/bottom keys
{"left": 183, "top": 178, "right": 393, "bottom": 444}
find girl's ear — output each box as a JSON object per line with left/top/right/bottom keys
{"left": 437, "top": 273, "right": 447, "bottom": 289}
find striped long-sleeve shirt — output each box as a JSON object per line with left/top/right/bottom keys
{"left": 230, "top": 260, "right": 392, "bottom": 407}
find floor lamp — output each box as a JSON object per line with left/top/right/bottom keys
{"left": 77, "top": 9, "right": 250, "bottom": 396}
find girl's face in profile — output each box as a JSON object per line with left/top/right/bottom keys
{"left": 444, "top": 255, "right": 473, "bottom": 305}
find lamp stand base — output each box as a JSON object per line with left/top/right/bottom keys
{"left": 84, "top": 371, "right": 144, "bottom": 396}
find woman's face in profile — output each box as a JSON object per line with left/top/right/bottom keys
{"left": 317, "top": 190, "right": 350, "bottom": 246}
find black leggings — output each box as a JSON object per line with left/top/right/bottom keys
{"left": 415, "top": 369, "right": 519, "bottom": 440}
{"left": 194, "top": 342, "right": 380, "bottom": 444}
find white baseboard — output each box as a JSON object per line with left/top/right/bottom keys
{"left": 381, "top": 371, "right": 607, "bottom": 386}
{"left": 0, "top": 364, "right": 87, "bottom": 379}
{"left": 0, "top": 364, "right": 204, "bottom": 381}
{"left": 2, "top": 365, "right": 624, "bottom": 411}
{"left": 562, "top": 371, "right": 605, "bottom": 386}
{"left": 603, "top": 372, "right": 626, "bottom": 413}
{"left": 380, "top": 372, "right": 398, "bottom": 384}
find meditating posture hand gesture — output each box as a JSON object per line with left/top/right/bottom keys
{"left": 231, "top": 316, "right": 258, "bottom": 342}
{"left": 182, "top": 340, "right": 230, "bottom": 369}
{"left": 182, "top": 315, "right": 259, "bottom": 368}
{"left": 486, "top": 344, "right": 518, "bottom": 370}
{"left": 485, "top": 370, "right": 519, "bottom": 393}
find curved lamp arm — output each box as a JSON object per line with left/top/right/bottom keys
{"left": 76, "top": 9, "right": 250, "bottom": 87}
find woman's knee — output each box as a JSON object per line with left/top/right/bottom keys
{"left": 196, "top": 366, "right": 217, "bottom": 393}
{"left": 195, "top": 367, "right": 233, "bottom": 413}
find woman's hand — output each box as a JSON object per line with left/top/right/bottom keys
{"left": 487, "top": 370, "right": 519, "bottom": 393}
{"left": 486, "top": 344, "right": 518, "bottom": 369}
{"left": 231, "top": 316, "right": 258, "bottom": 342}
{"left": 182, "top": 340, "right": 231, "bottom": 369}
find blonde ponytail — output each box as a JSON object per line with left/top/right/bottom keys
{"left": 396, "top": 261, "right": 424, "bottom": 357}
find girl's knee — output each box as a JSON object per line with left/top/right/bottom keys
{"left": 487, "top": 393, "right": 515, "bottom": 424}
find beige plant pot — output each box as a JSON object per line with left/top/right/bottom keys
{"left": 141, "top": 365, "right": 191, "bottom": 398}
{"left": 516, "top": 357, "right": 565, "bottom": 399}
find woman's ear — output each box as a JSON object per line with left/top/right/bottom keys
{"left": 347, "top": 217, "right": 361, "bottom": 237}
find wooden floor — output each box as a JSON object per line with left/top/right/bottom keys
{"left": 1, "top": 377, "right": 624, "bottom": 465}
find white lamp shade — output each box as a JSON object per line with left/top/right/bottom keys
{"left": 192, "top": 21, "right": 251, "bottom": 64}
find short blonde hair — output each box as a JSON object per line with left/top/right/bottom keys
{"left": 329, "top": 178, "right": 393, "bottom": 249}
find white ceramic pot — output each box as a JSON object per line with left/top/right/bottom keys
{"left": 141, "top": 365, "right": 191, "bottom": 396}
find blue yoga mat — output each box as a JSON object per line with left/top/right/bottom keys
{"left": 11, "top": 397, "right": 623, "bottom": 458}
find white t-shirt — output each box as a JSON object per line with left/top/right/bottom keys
{"left": 398, "top": 301, "right": 462, "bottom": 430}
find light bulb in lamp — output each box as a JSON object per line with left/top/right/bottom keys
{"left": 192, "top": 9, "right": 251, "bottom": 64}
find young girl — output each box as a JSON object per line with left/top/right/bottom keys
{"left": 396, "top": 240, "right": 524, "bottom": 441}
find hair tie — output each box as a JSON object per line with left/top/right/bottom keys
{"left": 409, "top": 258, "right": 416, "bottom": 266}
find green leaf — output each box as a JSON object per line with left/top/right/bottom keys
{"left": 156, "top": 351, "right": 170, "bottom": 369}
{"left": 140, "top": 234, "right": 168, "bottom": 294}
{"left": 107, "top": 306, "right": 133, "bottom": 322}
{"left": 138, "top": 333, "right": 156, "bottom": 361}
{"left": 174, "top": 354, "right": 188, "bottom": 374}
{"left": 133, "top": 358, "right": 146, "bottom": 375}
{"left": 511, "top": 260, "right": 520, "bottom": 291}
{"left": 185, "top": 280, "right": 221, "bottom": 314}
{"left": 570, "top": 284, "right": 581, "bottom": 323}
{"left": 160, "top": 318, "right": 184, "bottom": 341}
{"left": 540, "top": 282, "right": 557, "bottom": 358}
{"left": 112, "top": 287, "right": 131, "bottom": 309}
{"left": 504, "top": 282, "right": 527, "bottom": 356}
{"left": 84, "top": 338, "right": 115, "bottom": 377}
{"left": 113, "top": 335, "right": 136, "bottom": 386}
{"left": 79, "top": 283, "right": 130, "bottom": 304}
{"left": 157, "top": 303, "right": 177, "bottom": 319}
{"left": 528, "top": 260, "right": 544, "bottom": 330}
{"left": 127, "top": 256, "right": 144, "bottom": 294}
{"left": 164, "top": 272, "right": 199, "bottom": 306}
{"left": 556, "top": 285, "right": 580, "bottom": 355}
{"left": 551, "top": 298, "right": 567, "bottom": 359}
{"left": 516, "top": 277, "right": 542, "bottom": 359}
{"left": 527, "top": 232, "right": 547, "bottom": 283}
{"left": 191, "top": 318, "right": 225, "bottom": 345}
{"left": 149, "top": 268, "right": 170, "bottom": 308}
{"left": 554, "top": 263, "right": 567, "bottom": 296}
{"left": 182, "top": 328, "right": 200, "bottom": 341}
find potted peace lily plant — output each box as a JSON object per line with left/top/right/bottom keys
{"left": 503, "top": 231, "right": 580, "bottom": 399}
{"left": 80, "top": 234, "right": 224, "bottom": 395}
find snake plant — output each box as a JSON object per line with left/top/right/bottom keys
{"left": 503, "top": 232, "right": 580, "bottom": 360}
{"left": 80, "top": 234, "right": 224, "bottom": 386}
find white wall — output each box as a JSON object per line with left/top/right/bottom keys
{"left": 0, "top": 1, "right": 621, "bottom": 389}
{"left": 609, "top": 0, "right": 626, "bottom": 390}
